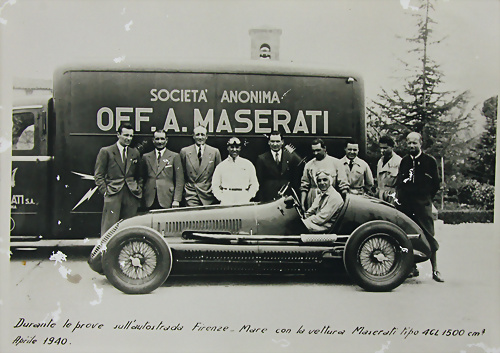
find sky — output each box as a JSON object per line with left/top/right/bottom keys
{"left": 0, "top": 0, "right": 498, "bottom": 107}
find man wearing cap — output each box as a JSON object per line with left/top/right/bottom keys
{"left": 302, "top": 170, "right": 344, "bottom": 233}
{"left": 95, "top": 122, "right": 143, "bottom": 236}
{"left": 377, "top": 135, "right": 402, "bottom": 203}
{"left": 180, "top": 125, "right": 221, "bottom": 206}
{"left": 340, "top": 139, "right": 374, "bottom": 195}
{"left": 300, "top": 139, "right": 349, "bottom": 210}
{"left": 141, "top": 130, "right": 184, "bottom": 209}
{"left": 212, "top": 137, "right": 259, "bottom": 205}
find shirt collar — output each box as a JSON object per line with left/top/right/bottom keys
{"left": 116, "top": 142, "right": 126, "bottom": 153}
{"left": 411, "top": 151, "right": 422, "bottom": 160}
{"left": 156, "top": 148, "right": 166, "bottom": 156}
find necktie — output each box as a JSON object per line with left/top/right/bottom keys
{"left": 123, "top": 147, "right": 127, "bottom": 163}
{"left": 349, "top": 160, "right": 354, "bottom": 170}
{"left": 198, "top": 147, "right": 202, "bottom": 162}
{"left": 157, "top": 150, "right": 161, "bottom": 164}
{"left": 275, "top": 152, "right": 280, "bottom": 164}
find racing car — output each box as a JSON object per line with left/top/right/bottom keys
{"left": 88, "top": 186, "right": 432, "bottom": 294}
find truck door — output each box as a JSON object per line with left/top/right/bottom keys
{"left": 11, "top": 104, "right": 52, "bottom": 241}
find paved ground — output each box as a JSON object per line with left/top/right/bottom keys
{"left": 2, "top": 222, "right": 499, "bottom": 353}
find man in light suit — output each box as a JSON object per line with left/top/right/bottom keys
{"left": 142, "top": 130, "right": 184, "bottom": 209}
{"left": 256, "top": 131, "right": 302, "bottom": 201}
{"left": 95, "top": 122, "right": 143, "bottom": 236}
{"left": 180, "top": 125, "right": 221, "bottom": 206}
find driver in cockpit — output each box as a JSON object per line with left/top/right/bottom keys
{"left": 302, "top": 170, "right": 344, "bottom": 233}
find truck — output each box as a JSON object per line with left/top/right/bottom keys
{"left": 10, "top": 61, "right": 365, "bottom": 245}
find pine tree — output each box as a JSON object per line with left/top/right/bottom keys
{"left": 367, "top": 0, "right": 473, "bottom": 159}
{"left": 467, "top": 96, "right": 497, "bottom": 185}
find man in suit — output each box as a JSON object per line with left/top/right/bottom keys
{"left": 95, "top": 122, "right": 143, "bottom": 236}
{"left": 180, "top": 125, "right": 221, "bottom": 206}
{"left": 256, "top": 131, "right": 302, "bottom": 201}
{"left": 396, "top": 132, "right": 443, "bottom": 282}
{"left": 142, "top": 130, "right": 184, "bottom": 210}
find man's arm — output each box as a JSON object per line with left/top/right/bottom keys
{"left": 211, "top": 164, "right": 223, "bottom": 202}
{"left": 300, "top": 165, "right": 311, "bottom": 208}
{"left": 247, "top": 162, "right": 259, "bottom": 199}
{"left": 94, "top": 148, "right": 108, "bottom": 196}
{"left": 172, "top": 154, "right": 185, "bottom": 207}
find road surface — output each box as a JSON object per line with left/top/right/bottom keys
{"left": 2, "top": 222, "right": 500, "bottom": 353}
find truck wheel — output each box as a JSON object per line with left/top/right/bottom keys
{"left": 343, "top": 221, "right": 413, "bottom": 292}
{"left": 102, "top": 226, "right": 172, "bottom": 294}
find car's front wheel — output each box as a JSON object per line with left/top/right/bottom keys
{"left": 343, "top": 221, "right": 413, "bottom": 292}
{"left": 102, "top": 226, "right": 172, "bottom": 294}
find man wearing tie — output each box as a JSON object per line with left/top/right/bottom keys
{"left": 256, "top": 131, "right": 302, "bottom": 201}
{"left": 142, "top": 130, "right": 184, "bottom": 209}
{"left": 180, "top": 125, "right": 221, "bottom": 206}
{"left": 95, "top": 122, "right": 143, "bottom": 235}
{"left": 340, "top": 139, "right": 374, "bottom": 195}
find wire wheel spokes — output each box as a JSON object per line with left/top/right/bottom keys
{"left": 118, "top": 240, "right": 158, "bottom": 280}
{"left": 358, "top": 235, "right": 397, "bottom": 276}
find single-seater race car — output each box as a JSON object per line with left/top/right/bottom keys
{"left": 88, "top": 185, "right": 432, "bottom": 294}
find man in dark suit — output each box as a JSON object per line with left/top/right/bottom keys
{"left": 95, "top": 122, "right": 143, "bottom": 236}
{"left": 142, "top": 130, "right": 184, "bottom": 210}
{"left": 396, "top": 132, "right": 443, "bottom": 282}
{"left": 256, "top": 131, "right": 302, "bottom": 201}
{"left": 180, "top": 125, "right": 221, "bottom": 206}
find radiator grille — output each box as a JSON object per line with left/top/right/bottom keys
{"left": 162, "top": 218, "right": 242, "bottom": 234}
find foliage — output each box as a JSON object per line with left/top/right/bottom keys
{"left": 367, "top": 0, "right": 474, "bottom": 162}
{"left": 455, "top": 179, "right": 495, "bottom": 210}
{"left": 466, "top": 96, "right": 497, "bottom": 185}
{"left": 438, "top": 209, "right": 493, "bottom": 224}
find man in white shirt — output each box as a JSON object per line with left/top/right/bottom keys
{"left": 212, "top": 137, "right": 259, "bottom": 205}
{"left": 300, "top": 139, "right": 348, "bottom": 210}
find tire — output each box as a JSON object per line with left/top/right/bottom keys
{"left": 88, "top": 247, "right": 104, "bottom": 275}
{"left": 343, "top": 221, "right": 413, "bottom": 292}
{"left": 102, "top": 226, "right": 172, "bottom": 294}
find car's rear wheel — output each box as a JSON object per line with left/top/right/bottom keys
{"left": 343, "top": 221, "right": 413, "bottom": 292}
{"left": 102, "top": 227, "right": 172, "bottom": 294}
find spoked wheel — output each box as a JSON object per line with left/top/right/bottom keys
{"left": 344, "top": 221, "right": 413, "bottom": 292}
{"left": 102, "top": 226, "right": 172, "bottom": 294}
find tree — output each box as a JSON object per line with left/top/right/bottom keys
{"left": 467, "top": 96, "right": 497, "bottom": 185}
{"left": 367, "top": 0, "right": 474, "bottom": 160}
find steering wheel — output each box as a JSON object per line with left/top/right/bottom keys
{"left": 290, "top": 187, "right": 305, "bottom": 218}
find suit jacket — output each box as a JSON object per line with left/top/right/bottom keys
{"left": 256, "top": 149, "right": 302, "bottom": 201}
{"left": 142, "top": 148, "right": 184, "bottom": 208}
{"left": 180, "top": 144, "right": 221, "bottom": 205}
{"left": 94, "top": 143, "right": 142, "bottom": 198}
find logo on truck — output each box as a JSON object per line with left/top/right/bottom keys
{"left": 96, "top": 88, "right": 330, "bottom": 135}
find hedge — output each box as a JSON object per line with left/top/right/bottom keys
{"left": 438, "top": 210, "right": 494, "bottom": 224}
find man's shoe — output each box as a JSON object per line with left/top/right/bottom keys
{"left": 432, "top": 271, "right": 444, "bottom": 283}
{"left": 407, "top": 267, "right": 419, "bottom": 278}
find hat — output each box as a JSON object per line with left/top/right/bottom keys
{"left": 227, "top": 137, "right": 242, "bottom": 146}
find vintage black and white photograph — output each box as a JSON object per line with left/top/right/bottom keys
{"left": 0, "top": 0, "right": 499, "bottom": 352}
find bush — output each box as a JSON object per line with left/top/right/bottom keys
{"left": 438, "top": 210, "right": 494, "bottom": 224}
{"left": 457, "top": 179, "right": 495, "bottom": 210}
